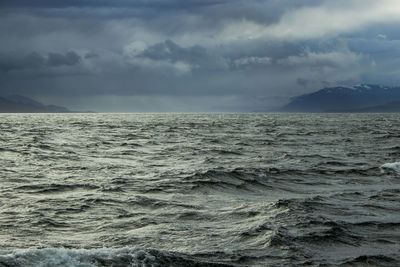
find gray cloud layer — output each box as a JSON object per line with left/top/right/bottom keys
{"left": 1, "top": 0, "right": 400, "bottom": 111}
{"left": 0, "top": 52, "right": 81, "bottom": 72}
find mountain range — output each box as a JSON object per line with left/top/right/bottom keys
{"left": 280, "top": 84, "right": 400, "bottom": 112}
{"left": 0, "top": 95, "right": 71, "bottom": 113}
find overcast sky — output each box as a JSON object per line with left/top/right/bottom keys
{"left": 1, "top": 0, "right": 400, "bottom": 112}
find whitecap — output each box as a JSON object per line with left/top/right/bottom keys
{"left": 381, "top": 162, "right": 400, "bottom": 174}
{"left": 0, "top": 247, "right": 218, "bottom": 267}
{"left": 0, "top": 248, "right": 160, "bottom": 267}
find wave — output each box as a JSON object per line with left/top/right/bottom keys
{"left": 15, "top": 183, "right": 100, "bottom": 194}
{"left": 268, "top": 194, "right": 400, "bottom": 244}
{"left": 381, "top": 162, "right": 400, "bottom": 175}
{"left": 184, "top": 169, "right": 275, "bottom": 193}
{"left": 340, "top": 255, "right": 399, "bottom": 267}
{"left": 0, "top": 247, "right": 231, "bottom": 267}
{"left": 181, "top": 165, "right": 385, "bottom": 194}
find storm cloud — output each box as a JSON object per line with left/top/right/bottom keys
{"left": 1, "top": 0, "right": 400, "bottom": 111}
{"left": 0, "top": 52, "right": 81, "bottom": 72}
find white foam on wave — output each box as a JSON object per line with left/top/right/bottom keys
{"left": 381, "top": 162, "right": 400, "bottom": 174}
{"left": 0, "top": 247, "right": 158, "bottom": 267}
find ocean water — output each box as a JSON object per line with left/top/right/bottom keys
{"left": 0, "top": 113, "right": 399, "bottom": 267}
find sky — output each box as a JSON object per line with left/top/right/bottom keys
{"left": 1, "top": 0, "right": 400, "bottom": 112}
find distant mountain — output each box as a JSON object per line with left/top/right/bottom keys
{"left": 280, "top": 84, "right": 400, "bottom": 112}
{"left": 0, "top": 95, "right": 71, "bottom": 113}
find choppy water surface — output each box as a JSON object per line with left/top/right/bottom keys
{"left": 0, "top": 113, "right": 399, "bottom": 266}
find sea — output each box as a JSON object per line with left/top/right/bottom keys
{"left": 0, "top": 113, "right": 399, "bottom": 267}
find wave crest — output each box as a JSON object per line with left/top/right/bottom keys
{"left": 0, "top": 247, "right": 230, "bottom": 267}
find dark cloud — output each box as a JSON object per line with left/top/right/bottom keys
{"left": 47, "top": 51, "right": 80, "bottom": 67}
{"left": 0, "top": 52, "right": 45, "bottom": 72}
{"left": 84, "top": 52, "right": 99, "bottom": 59}
{"left": 0, "top": 0, "right": 232, "bottom": 9}
{"left": 135, "top": 40, "right": 227, "bottom": 71}
{"left": 0, "top": 51, "right": 81, "bottom": 72}
{"left": 296, "top": 78, "right": 310, "bottom": 87}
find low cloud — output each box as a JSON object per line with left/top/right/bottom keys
{"left": 233, "top": 56, "right": 271, "bottom": 68}
{"left": 296, "top": 78, "right": 310, "bottom": 87}
{"left": 84, "top": 52, "right": 99, "bottom": 59}
{"left": 124, "top": 40, "right": 227, "bottom": 74}
{"left": 0, "top": 51, "right": 81, "bottom": 72}
{"left": 277, "top": 49, "right": 364, "bottom": 71}
{"left": 47, "top": 51, "right": 81, "bottom": 67}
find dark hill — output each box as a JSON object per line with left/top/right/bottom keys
{"left": 280, "top": 84, "right": 400, "bottom": 112}
{"left": 0, "top": 95, "right": 70, "bottom": 113}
